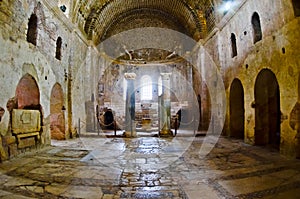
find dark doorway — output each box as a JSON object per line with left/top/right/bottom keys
{"left": 254, "top": 69, "right": 281, "bottom": 149}
{"left": 229, "top": 78, "right": 245, "bottom": 139}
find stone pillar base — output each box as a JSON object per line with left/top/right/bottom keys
{"left": 159, "top": 129, "right": 173, "bottom": 137}
{"left": 123, "top": 131, "right": 137, "bottom": 138}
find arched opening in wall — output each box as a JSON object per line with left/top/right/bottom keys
{"left": 292, "top": 0, "right": 300, "bottom": 17}
{"left": 141, "top": 75, "right": 153, "bottom": 101}
{"left": 200, "top": 84, "right": 211, "bottom": 131}
{"left": 15, "top": 74, "right": 42, "bottom": 131}
{"left": 50, "top": 83, "right": 65, "bottom": 140}
{"left": 16, "top": 74, "right": 40, "bottom": 109}
{"left": 251, "top": 12, "right": 262, "bottom": 44}
{"left": 229, "top": 78, "right": 245, "bottom": 139}
{"left": 231, "top": 33, "right": 237, "bottom": 58}
{"left": 254, "top": 69, "right": 281, "bottom": 150}
{"left": 55, "top": 37, "right": 62, "bottom": 60}
{"left": 27, "top": 14, "right": 38, "bottom": 46}
{"left": 123, "top": 78, "right": 127, "bottom": 101}
{"left": 158, "top": 76, "right": 162, "bottom": 97}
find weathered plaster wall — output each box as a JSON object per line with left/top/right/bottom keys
{"left": 200, "top": 0, "right": 300, "bottom": 157}
{"left": 0, "top": 0, "right": 100, "bottom": 160}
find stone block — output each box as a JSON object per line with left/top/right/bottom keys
{"left": 3, "top": 136, "right": 16, "bottom": 145}
{"left": 8, "top": 143, "right": 19, "bottom": 158}
{"left": 12, "top": 109, "right": 41, "bottom": 134}
{"left": 51, "top": 126, "right": 65, "bottom": 140}
{"left": 17, "top": 137, "right": 36, "bottom": 149}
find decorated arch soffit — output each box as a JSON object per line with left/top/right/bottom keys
{"left": 72, "top": 0, "right": 215, "bottom": 45}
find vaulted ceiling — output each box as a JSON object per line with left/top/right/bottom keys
{"left": 72, "top": 0, "right": 216, "bottom": 45}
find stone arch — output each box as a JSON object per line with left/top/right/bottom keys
{"left": 27, "top": 14, "right": 38, "bottom": 46}
{"left": 16, "top": 74, "right": 40, "bottom": 109}
{"left": 254, "top": 69, "right": 281, "bottom": 149}
{"left": 229, "top": 78, "right": 245, "bottom": 139}
{"left": 50, "top": 83, "right": 65, "bottom": 140}
{"left": 251, "top": 12, "right": 262, "bottom": 44}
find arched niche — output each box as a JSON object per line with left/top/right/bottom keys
{"left": 252, "top": 12, "right": 262, "bottom": 44}
{"left": 229, "top": 78, "right": 245, "bottom": 139}
{"left": 254, "top": 69, "right": 281, "bottom": 149}
{"left": 50, "top": 83, "right": 65, "bottom": 140}
{"left": 16, "top": 74, "right": 40, "bottom": 109}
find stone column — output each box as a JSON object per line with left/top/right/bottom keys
{"left": 124, "top": 73, "right": 137, "bottom": 137}
{"left": 159, "top": 73, "right": 173, "bottom": 137}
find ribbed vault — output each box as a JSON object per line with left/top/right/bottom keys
{"left": 74, "top": 0, "right": 208, "bottom": 45}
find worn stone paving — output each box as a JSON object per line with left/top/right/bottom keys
{"left": 0, "top": 132, "right": 300, "bottom": 199}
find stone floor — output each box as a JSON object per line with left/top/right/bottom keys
{"left": 0, "top": 131, "right": 300, "bottom": 199}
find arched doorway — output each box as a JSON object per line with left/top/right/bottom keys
{"left": 229, "top": 78, "right": 245, "bottom": 139}
{"left": 254, "top": 69, "right": 281, "bottom": 149}
{"left": 16, "top": 74, "right": 40, "bottom": 109}
{"left": 50, "top": 83, "right": 65, "bottom": 140}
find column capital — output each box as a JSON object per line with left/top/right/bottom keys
{"left": 160, "top": 73, "right": 172, "bottom": 80}
{"left": 124, "top": 73, "right": 136, "bottom": 80}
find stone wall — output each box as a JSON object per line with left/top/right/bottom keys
{"left": 0, "top": 0, "right": 100, "bottom": 160}
{"left": 199, "top": 0, "right": 300, "bottom": 158}
{"left": 0, "top": 0, "right": 299, "bottom": 160}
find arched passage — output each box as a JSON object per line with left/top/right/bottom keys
{"left": 229, "top": 78, "right": 245, "bottom": 139}
{"left": 50, "top": 83, "right": 65, "bottom": 140}
{"left": 16, "top": 74, "right": 40, "bottom": 109}
{"left": 254, "top": 69, "right": 281, "bottom": 149}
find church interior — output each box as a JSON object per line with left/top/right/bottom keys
{"left": 0, "top": 0, "right": 299, "bottom": 198}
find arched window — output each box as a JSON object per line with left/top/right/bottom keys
{"left": 251, "top": 12, "right": 262, "bottom": 44}
{"left": 123, "top": 78, "right": 127, "bottom": 101}
{"left": 141, "top": 75, "right": 152, "bottom": 100}
{"left": 27, "top": 14, "right": 38, "bottom": 46}
{"left": 292, "top": 0, "right": 300, "bottom": 17}
{"left": 55, "top": 37, "right": 62, "bottom": 60}
{"left": 231, "top": 33, "right": 237, "bottom": 57}
{"left": 158, "top": 76, "right": 162, "bottom": 96}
